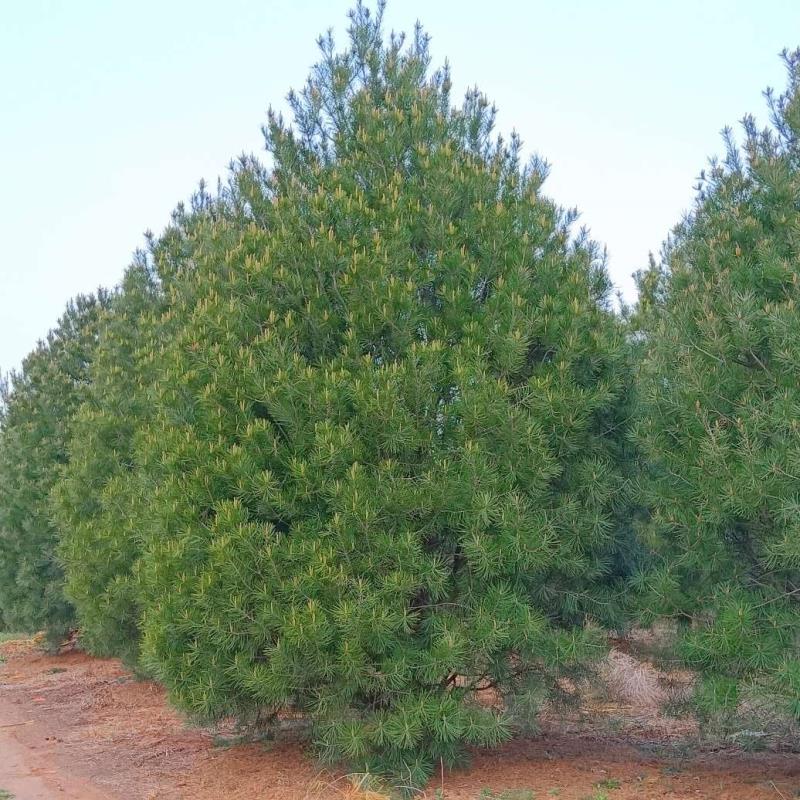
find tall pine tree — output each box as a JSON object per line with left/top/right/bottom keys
{"left": 52, "top": 191, "right": 238, "bottom": 664}
{"left": 135, "top": 3, "right": 634, "bottom": 786}
{"left": 0, "top": 292, "right": 109, "bottom": 646}
{"left": 634, "top": 51, "right": 800, "bottom": 723}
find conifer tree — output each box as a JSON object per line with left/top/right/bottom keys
{"left": 52, "top": 194, "right": 225, "bottom": 663}
{"left": 0, "top": 292, "right": 108, "bottom": 645}
{"left": 134, "top": 4, "right": 633, "bottom": 785}
{"left": 51, "top": 258, "right": 162, "bottom": 661}
{"left": 634, "top": 51, "right": 800, "bottom": 722}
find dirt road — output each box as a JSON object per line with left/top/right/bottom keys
{"left": 0, "top": 636, "right": 798, "bottom": 799}
{"left": 0, "top": 715, "right": 111, "bottom": 800}
{"left": 0, "top": 641, "right": 118, "bottom": 800}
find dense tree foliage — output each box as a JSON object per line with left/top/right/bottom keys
{"left": 51, "top": 257, "right": 162, "bottom": 661}
{"left": 50, "top": 200, "right": 222, "bottom": 665}
{"left": 130, "top": 3, "right": 634, "bottom": 786}
{"left": 4, "top": 2, "right": 800, "bottom": 789}
{"left": 0, "top": 292, "right": 108, "bottom": 646}
{"left": 51, "top": 263, "right": 161, "bottom": 662}
{"left": 633, "top": 51, "right": 800, "bottom": 721}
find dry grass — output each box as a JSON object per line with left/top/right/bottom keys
{"left": 597, "top": 649, "right": 693, "bottom": 709}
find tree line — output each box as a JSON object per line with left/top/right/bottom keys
{"left": 1, "top": 3, "right": 799, "bottom": 787}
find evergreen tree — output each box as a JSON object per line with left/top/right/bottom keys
{"left": 51, "top": 257, "right": 162, "bottom": 662}
{"left": 0, "top": 292, "right": 109, "bottom": 645}
{"left": 52, "top": 193, "right": 225, "bottom": 663}
{"left": 136, "top": 4, "right": 633, "bottom": 786}
{"left": 633, "top": 51, "right": 800, "bottom": 722}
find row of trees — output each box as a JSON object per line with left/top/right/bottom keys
{"left": 1, "top": 3, "right": 799, "bottom": 786}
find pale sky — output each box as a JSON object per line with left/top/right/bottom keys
{"left": 2, "top": 0, "right": 799, "bottom": 373}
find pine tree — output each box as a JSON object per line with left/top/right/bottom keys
{"left": 0, "top": 292, "right": 109, "bottom": 646}
{"left": 51, "top": 257, "right": 163, "bottom": 662}
{"left": 135, "top": 4, "right": 634, "bottom": 785}
{"left": 633, "top": 51, "right": 800, "bottom": 722}
{"left": 52, "top": 194, "right": 224, "bottom": 663}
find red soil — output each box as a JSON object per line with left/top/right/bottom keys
{"left": 0, "top": 636, "right": 797, "bottom": 799}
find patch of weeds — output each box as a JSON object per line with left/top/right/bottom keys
{"left": 547, "top": 791, "right": 561, "bottom": 797}
{"left": 640, "top": 737, "right": 696, "bottom": 761}
{"left": 728, "top": 729, "right": 770, "bottom": 752}
{"left": 0, "top": 789, "right": 16, "bottom": 799}
{"left": 594, "top": 778, "right": 621, "bottom": 790}
{"left": 348, "top": 772, "right": 391, "bottom": 797}
{"left": 478, "top": 790, "right": 536, "bottom": 800}
{"left": 662, "top": 697, "right": 695, "bottom": 719}
{"left": 0, "top": 632, "right": 25, "bottom": 643}
{"left": 47, "top": 667, "right": 67, "bottom": 674}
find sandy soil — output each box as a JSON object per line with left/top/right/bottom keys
{"left": 0, "top": 636, "right": 797, "bottom": 800}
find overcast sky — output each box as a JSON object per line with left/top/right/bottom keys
{"left": 2, "top": 0, "right": 799, "bottom": 373}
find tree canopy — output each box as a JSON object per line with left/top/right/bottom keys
{"left": 0, "top": 291, "right": 109, "bottom": 646}
{"left": 130, "top": 3, "right": 634, "bottom": 785}
{"left": 633, "top": 50, "right": 800, "bottom": 721}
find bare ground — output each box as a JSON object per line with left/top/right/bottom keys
{"left": 0, "top": 636, "right": 797, "bottom": 800}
